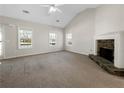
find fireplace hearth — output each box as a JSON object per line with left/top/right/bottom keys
{"left": 89, "top": 32, "right": 124, "bottom": 75}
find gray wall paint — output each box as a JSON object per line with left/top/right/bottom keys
{"left": 64, "top": 9, "right": 96, "bottom": 55}
{"left": 0, "top": 16, "right": 63, "bottom": 59}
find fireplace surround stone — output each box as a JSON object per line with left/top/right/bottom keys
{"left": 89, "top": 32, "right": 124, "bottom": 75}
{"left": 93, "top": 32, "right": 124, "bottom": 68}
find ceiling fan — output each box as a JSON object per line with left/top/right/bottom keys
{"left": 40, "top": 4, "right": 63, "bottom": 15}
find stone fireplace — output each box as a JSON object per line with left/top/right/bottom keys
{"left": 93, "top": 32, "right": 124, "bottom": 69}
{"left": 88, "top": 32, "right": 124, "bottom": 75}
{"left": 97, "top": 39, "right": 114, "bottom": 63}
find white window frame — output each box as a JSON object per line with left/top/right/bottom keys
{"left": 0, "top": 24, "right": 3, "bottom": 57}
{"left": 49, "top": 33, "right": 57, "bottom": 46}
{"left": 18, "top": 27, "right": 33, "bottom": 49}
{"left": 66, "top": 33, "right": 72, "bottom": 46}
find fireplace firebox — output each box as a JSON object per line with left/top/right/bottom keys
{"left": 99, "top": 47, "right": 114, "bottom": 62}
{"left": 97, "top": 39, "right": 114, "bottom": 63}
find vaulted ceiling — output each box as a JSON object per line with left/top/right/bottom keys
{"left": 0, "top": 4, "right": 99, "bottom": 28}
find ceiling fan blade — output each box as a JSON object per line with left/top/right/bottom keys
{"left": 48, "top": 11, "right": 51, "bottom": 15}
{"left": 48, "top": 8, "right": 52, "bottom": 15}
{"left": 56, "top": 8, "right": 62, "bottom": 13}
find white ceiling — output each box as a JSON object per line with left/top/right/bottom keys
{"left": 0, "top": 4, "right": 99, "bottom": 28}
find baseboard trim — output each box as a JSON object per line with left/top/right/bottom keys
{"left": 65, "top": 50, "right": 89, "bottom": 56}
{"left": 2, "top": 50, "right": 65, "bottom": 60}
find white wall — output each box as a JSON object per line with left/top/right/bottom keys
{"left": 0, "top": 16, "right": 63, "bottom": 59}
{"left": 95, "top": 5, "right": 124, "bottom": 35}
{"left": 64, "top": 9, "right": 96, "bottom": 55}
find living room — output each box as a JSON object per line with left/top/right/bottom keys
{"left": 0, "top": 1, "right": 124, "bottom": 91}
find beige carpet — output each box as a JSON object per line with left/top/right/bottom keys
{"left": 0, "top": 51, "right": 124, "bottom": 88}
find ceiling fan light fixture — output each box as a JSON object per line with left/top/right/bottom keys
{"left": 49, "top": 6, "right": 57, "bottom": 13}
{"left": 40, "top": 4, "right": 63, "bottom": 14}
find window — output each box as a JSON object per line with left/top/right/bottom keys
{"left": 0, "top": 25, "right": 2, "bottom": 56}
{"left": 49, "top": 33, "right": 57, "bottom": 46}
{"left": 18, "top": 28, "right": 32, "bottom": 49}
{"left": 66, "top": 33, "right": 72, "bottom": 46}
